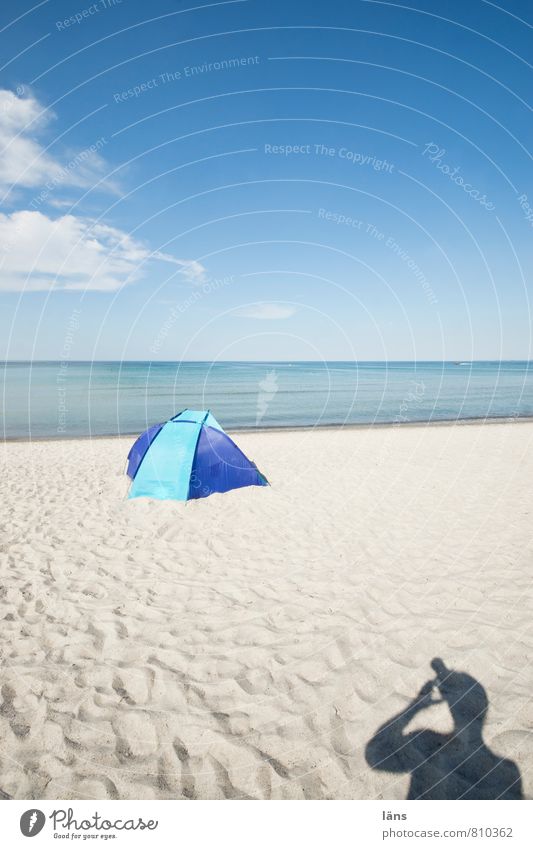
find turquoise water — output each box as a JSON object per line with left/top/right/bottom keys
{"left": 1, "top": 361, "right": 533, "bottom": 439}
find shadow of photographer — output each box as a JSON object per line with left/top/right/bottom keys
{"left": 365, "top": 658, "right": 522, "bottom": 800}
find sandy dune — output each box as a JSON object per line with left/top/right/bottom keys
{"left": 1, "top": 421, "right": 532, "bottom": 799}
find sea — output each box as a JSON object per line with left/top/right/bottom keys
{"left": 1, "top": 360, "right": 532, "bottom": 439}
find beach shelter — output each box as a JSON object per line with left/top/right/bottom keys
{"left": 126, "top": 409, "right": 268, "bottom": 500}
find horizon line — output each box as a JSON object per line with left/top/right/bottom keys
{"left": 2, "top": 359, "right": 533, "bottom": 366}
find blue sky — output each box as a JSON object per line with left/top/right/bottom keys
{"left": 0, "top": 0, "right": 532, "bottom": 360}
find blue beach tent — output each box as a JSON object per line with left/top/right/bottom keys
{"left": 127, "top": 410, "right": 268, "bottom": 501}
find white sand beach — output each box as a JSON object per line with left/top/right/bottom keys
{"left": 1, "top": 421, "right": 532, "bottom": 800}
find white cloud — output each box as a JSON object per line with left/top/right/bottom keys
{"left": 0, "top": 88, "right": 63, "bottom": 192}
{"left": 153, "top": 253, "right": 207, "bottom": 284}
{"left": 0, "top": 210, "right": 207, "bottom": 292}
{"left": 0, "top": 89, "right": 205, "bottom": 292}
{"left": 0, "top": 88, "right": 118, "bottom": 197}
{"left": 234, "top": 303, "right": 297, "bottom": 320}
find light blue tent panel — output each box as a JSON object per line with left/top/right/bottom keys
{"left": 171, "top": 410, "right": 205, "bottom": 423}
{"left": 128, "top": 420, "right": 202, "bottom": 500}
{"left": 171, "top": 409, "right": 223, "bottom": 431}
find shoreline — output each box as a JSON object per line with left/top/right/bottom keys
{"left": 3, "top": 413, "right": 533, "bottom": 443}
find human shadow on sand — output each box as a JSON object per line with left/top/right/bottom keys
{"left": 365, "top": 658, "right": 522, "bottom": 799}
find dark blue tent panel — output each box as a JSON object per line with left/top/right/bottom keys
{"left": 127, "top": 410, "right": 268, "bottom": 501}
{"left": 189, "top": 425, "right": 267, "bottom": 500}
{"left": 126, "top": 422, "right": 164, "bottom": 479}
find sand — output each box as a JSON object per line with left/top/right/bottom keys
{"left": 1, "top": 421, "right": 532, "bottom": 800}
